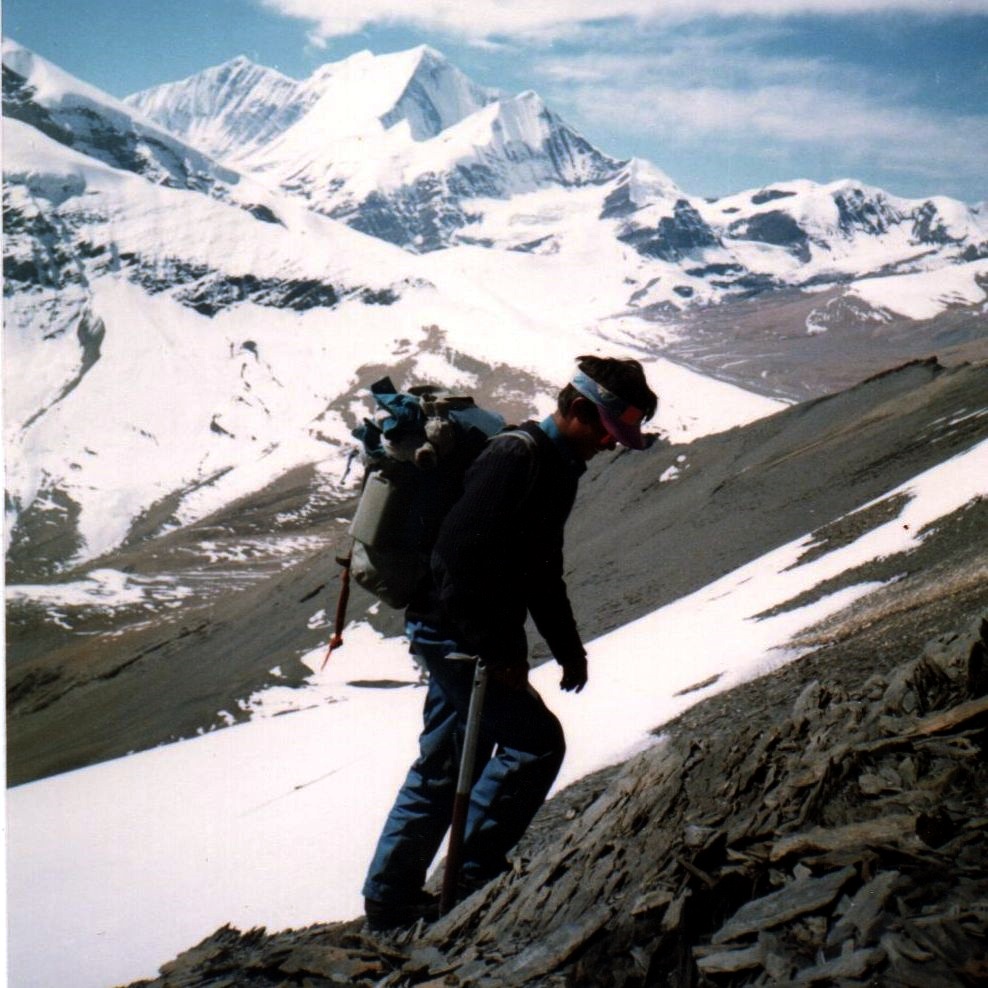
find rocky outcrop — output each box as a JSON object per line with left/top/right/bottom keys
{"left": 617, "top": 199, "right": 720, "bottom": 263}
{"left": 727, "top": 209, "right": 811, "bottom": 262}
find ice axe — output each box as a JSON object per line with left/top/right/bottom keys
{"left": 320, "top": 546, "right": 352, "bottom": 671}
{"left": 440, "top": 655, "right": 489, "bottom": 915}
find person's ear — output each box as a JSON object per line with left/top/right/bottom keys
{"left": 571, "top": 396, "right": 598, "bottom": 425}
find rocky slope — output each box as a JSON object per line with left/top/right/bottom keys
{"left": 130, "top": 542, "right": 988, "bottom": 986}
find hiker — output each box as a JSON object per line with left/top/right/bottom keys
{"left": 362, "top": 355, "right": 658, "bottom": 930}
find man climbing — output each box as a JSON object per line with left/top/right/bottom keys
{"left": 362, "top": 355, "right": 659, "bottom": 930}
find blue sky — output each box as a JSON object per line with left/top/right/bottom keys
{"left": 4, "top": 0, "right": 987, "bottom": 203}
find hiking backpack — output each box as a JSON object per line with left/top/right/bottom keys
{"left": 345, "top": 376, "right": 534, "bottom": 609}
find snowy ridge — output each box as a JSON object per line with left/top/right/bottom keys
{"left": 127, "top": 46, "right": 624, "bottom": 249}
{"left": 376, "top": 45, "right": 502, "bottom": 141}
{"left": 612, "top": 176, "right": 988, "bottom": 309}
{"left": 2, "top": 39, "right": 242, "bottom": 199}
{"left": 126, "top": 46, "right": 500, "bottom": 165}
{"left": 124, "top": 56, "right": 317, "bottom": 166}
{"left": 319, "top": 90, "right": 624, "bottom": 210}
{"left": 699, "top": 178, "right": 988, "bottom": 257}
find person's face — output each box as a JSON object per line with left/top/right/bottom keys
{"left": 565, "top": 399, "right": 617, "bottom": 461}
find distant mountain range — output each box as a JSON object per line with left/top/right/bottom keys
{"left": 124, "top": 45, "right": 988, "bottom": 297}
{"left": 3, "top": 37, "right": 987, "bottom": 577}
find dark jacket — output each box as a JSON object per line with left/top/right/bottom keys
{"left": 409, "top": 421, "right": 586, "bottom": 668}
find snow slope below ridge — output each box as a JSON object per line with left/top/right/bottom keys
{"left": 416, "top": 184, "right": 700, "bottom": 343}
{"left": 6, "top": 257, "right": 781, "bottom": 567}
{"left": 3, "top": 118, "right": 434, "bottom": 558}
{"left": 848, "top": 259, "right": 988, "bottom": 320}
{"left": 1, "top": 116, "right": 423, "bottom": 304}
{"left": 6, "top": 281, "right": 415, "bottom": 557}
{"left": 8, "top": 438, "right": 986, "bottom": 988}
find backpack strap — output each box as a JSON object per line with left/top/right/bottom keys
{"left": 488, "top": 428, "right": 540, "bottom": 508}
{"left": 490, "top": 428, "right": 538, "bottom": 450}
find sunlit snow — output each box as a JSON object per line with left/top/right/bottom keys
{"left": 849, "top": 259, "right": 988, "bottom": 320}
{"left": 3, "top": 118, "right": 784, "bottom": 564}
{"left": 8, "top": 439, "right": 986, "bottom": 988}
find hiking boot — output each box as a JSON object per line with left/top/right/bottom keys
{"left": 364, "top": 891, "right": 439, "bottom": 932}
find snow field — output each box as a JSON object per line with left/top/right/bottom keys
{"left": 848, "top": 258, "right": 988, "bottom": 320}
{"left": 8, "top": 438, "right": 986, "bottom": 988}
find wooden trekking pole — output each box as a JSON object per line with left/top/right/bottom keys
{"left": 440, "top": 657, "right": 488, "bottom": 915}
{"left": 320, "top": 547, "right": 352, "bottom": 671}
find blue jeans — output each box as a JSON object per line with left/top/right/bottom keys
{"left": 362, "top": 623, "right": 565, "bottom": 903}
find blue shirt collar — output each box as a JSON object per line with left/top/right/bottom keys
{"left": 539, "top": 415, "right": 587, "bottom": 476}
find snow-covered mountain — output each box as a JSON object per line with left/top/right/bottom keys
{"left": 698, "top": 178, "right": 987, "bottom": 278}
{"left": 3, "top": 40, "right": 244, "bottom": 202}
{"left": 4, "top": 40, "right": 784, "bottom": 578}
{"left": 4, "top": 39, "right": 987, "bottom": 576}
{"left": 125, "top": 46, "right": 988, "bottom": 290}
{"left": 126, "top": 46, "right": 501, "bottom": 162}
{"left": 2, "top": 41, "right": 460, "bottom": 573}
{"left": 127, "top": 46, "right": 628, "bottom": 251}
{"left": 122, "top": 55, "right": 320, "bottom": 166}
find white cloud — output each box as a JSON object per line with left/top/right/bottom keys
{"left": 527, "top": 22, "right": 988, "bottom": 195}
{"left": 536, "top": 40, "right": 838, "bottom": 91}
{"left": 556, "top": 75, "right": 988, "bottom": 190}
{"left": 261, "top": 0, "right": 988, "bottom": 43}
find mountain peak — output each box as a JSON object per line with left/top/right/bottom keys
{"left": 124, "top": 55, "right": 311, "bottom": 163}
{"left": 410, "top": 43, "right": 446, "bottom": 62}
{"left": 514, "top": 89, "right": 544, "bottom": 106}
{"left": 374, "top": 46, "right": 500, "bottom": 141}
{"left": 211, "top": 54, "right": 297, "bottom": 85}
{"left": 624, "top": 157, "right": 681, "bottom": 198}
{"left": 216, "top": 54, "right": 265, "bottom": 75}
